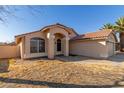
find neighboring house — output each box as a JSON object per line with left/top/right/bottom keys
{"left": 0, "top": 23, "right": 118, "bottom": 59}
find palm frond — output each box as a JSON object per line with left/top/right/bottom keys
{"left": 101, "top": 23, "right": 115, "bottom": 30}
{"left": 115, "top": 17, "right": 124, "bottom": 32}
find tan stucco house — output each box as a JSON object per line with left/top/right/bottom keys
{"left": 0, "top": 23, "right": 118, "bottom": 59}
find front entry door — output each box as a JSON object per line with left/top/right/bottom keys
{"left": 55, "top": 39, "right": 62, "bottom": 55}
{"left": 57, "top": 39, "right": 61, "bottom": 52}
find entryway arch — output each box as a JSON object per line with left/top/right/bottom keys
{"left": 46, "top": 28, "right": 70, "bottom": 59}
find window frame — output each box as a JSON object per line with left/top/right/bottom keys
{"left": 30, "top": 37, "right": 45, "bottom": 53}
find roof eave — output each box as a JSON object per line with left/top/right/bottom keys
{"left": 70, "top": 37, "right": 107, "bottom": 41}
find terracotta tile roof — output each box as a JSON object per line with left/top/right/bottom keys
{"left": 71, "top": 29, "right": 114, "bottom": 40}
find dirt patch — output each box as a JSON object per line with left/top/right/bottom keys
{"left": 0, "top": 58, "right": 124, "bottom": 88}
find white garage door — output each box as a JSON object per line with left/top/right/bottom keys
{"left": 70, "top": 40, "right": 108, "bottom": 58}
{"left": 107, "top": 42, "right": 115, "bottom": 56}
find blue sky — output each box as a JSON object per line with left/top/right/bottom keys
{"left": 0, "top": 5, "right": 124, "bottom": 42}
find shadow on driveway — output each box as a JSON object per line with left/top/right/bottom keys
{"left": 0, "top": 77, "right": 122, "bottom": 88}
{"left": 108, "top": 52, "right": 124, "bottom": 62}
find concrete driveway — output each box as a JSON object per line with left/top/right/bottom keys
{"left": 56, "top": 52, "right": 124, "bottom": 63}
{"left": 108, "top": 52, "right": 124, "bottom": 62}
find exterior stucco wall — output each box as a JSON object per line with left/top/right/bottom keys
{"left": 23, "top": 31, "right": 48, "bottom": 59}
{"left": 49, "top": 27, "right": 69, "bottom": 37}
{"left": 0, "top": 45, "right": 20, "bottom": 59}
{"left": 48, "top": 27, "right": 70, "bottom": 57}
{"left": 107, "top": 34, "right": 116, "bottom": 42}
{"left": 16, "top": 25, "right": 77, "bottom": 59}
{"left": 49, "top": 27, "right": 76, "bottom": 39}
{"left": 19, "top": 37, "right": 25, "bottom": 59}
{"left": 22, "top": 26, "right": 71, "bottom": 59}
{"left": 69, "top": 40, "right": 109, "bottom": 58}
{"left": 19, "top": 41, "right": 23, "bottom": 58}
{"left": 49, "top": 27, "right": 70, "bottom": 56}
{"left": 70, "top": 33, "right": 117, "bottom": 59}
{"left": 16, "top": 25, "right": 117, "bottom": 59}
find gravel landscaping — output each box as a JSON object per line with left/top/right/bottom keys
{"left": 0, "top": 55, "right": 124, "bottom": 88}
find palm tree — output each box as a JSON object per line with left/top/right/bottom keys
{"left": 115, "top": 17, "right": 124, "bottom": 52}
{"left": 101, "top": 23, "right": 115, "bottom": 30}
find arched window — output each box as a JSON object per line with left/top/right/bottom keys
{"left": 30, "top": 37, "right": 45, "bottom": 53}
{"left": 57, "top": 39, "right": 61, "bottom": 51}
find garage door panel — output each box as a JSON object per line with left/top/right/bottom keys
{"left": 70, "top": 41, "right": 108, "bottom": 58}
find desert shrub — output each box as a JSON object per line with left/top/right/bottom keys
{"left": 9, "top": 59, "right": 16, "bottom": 64}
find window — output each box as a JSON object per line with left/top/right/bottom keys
{"left": 30, "top": 37, "right": 45, "bottom": 53}
{"left": 57, "top": 39, "right": 61, "bottom": 51}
